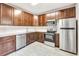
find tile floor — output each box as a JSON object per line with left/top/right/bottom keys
{"left": 44, "top": 41, "right": 55, "bottom": 47}
{"left": 7, "top": 42, "right": 75, "bottom": 56}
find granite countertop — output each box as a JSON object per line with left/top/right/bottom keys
{"left": 0, "top": 27, "right": 47, "bottom": 37}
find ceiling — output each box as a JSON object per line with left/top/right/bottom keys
{"left": 7, "top": 3, "right": 75, "bottom": 15}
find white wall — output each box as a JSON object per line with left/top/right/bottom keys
{"left": 76, "top": 3, "right": 79, "bottom": 55}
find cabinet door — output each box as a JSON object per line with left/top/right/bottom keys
{"left": 14, "top": 9, "right": 22, "bottom": 26}
{"left": 27, "top": 14, "right": 33, "bottom": 26}
{"left": 26, "top": 33, "right": 30, "bottom": 45}
{"left": 59, "top": 7, "right": 76, "bottom": 19}
{"left": 3, "top": 39, "right": 16, "bottom": 55}
{"left": 0, "top": 36, "right": 16, "bottom": 56}
{"left": 30, "top": 15, "right": 34, "bottom": 26}
{"left": 55, "top": 33, "right": 59, "bottom": 47}
{"left": 26, "top": 33, "right": 33, "bottom": 45}
{"left": 1, "top": 4, "right": 14, "bottom": 25}
{"left": 59, "top": 9, "right": 66, "bottom": 19}
{"left": 66, "top": 7, "right": 75, "bottom": 18}
{"left": 37, "top": 32, "right": 45, "bottom": 43}
{"left": 29, "top": 33, "right": 35, "bottom": 43}
{"left": 22, "top": 12, "right": 34, "bottom": 26}
{"left": 22, "top": 12, "right": 27, "bottom": 26}
{"left": 26, "top": 33, "right": 36, "bottom": 45}
{"left": 38, "top": 14, "right": 46, "bottom": 26}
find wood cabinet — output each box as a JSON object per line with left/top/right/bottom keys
{"left": 59, "top": 10, "right": 66, "bottom": 19}
{"left": 37, "top": 32, "right": 45, "bottom": 43}
{"left": 22, "top": 12, "right": 28, "bottom": 26}
{"left": 14, "top": 9, "right": 23, "bottom": 26}
{"left": 14, "top": 11, "right": 34, "bottom": 26}
{"left": 65, "top": 7, "right": 76, "bottom": 18}
{"left": 1, "top": 4, "right": 14, "bottom": 25}
{"left": 38, "top": 14, "right": 46, "bottom": 26}
{"left": 57, "top": 7, "right": 76, "bottom": 19}
{"left": 46, "top": 7, "right": 76, "bottom": 20}
{"left": 0, "top": 3, "right": 34, "bottom": 26}
{"left": 26, "top": 32, "right": 36, "bottom": 45}
{"left": 0, "top": 35, "right": 16, "bottom": 56}
{"left": 55, "top": 33, "right": 59, "bottom": 47}
{"left": 26, "top": 32, "right": 45, "bottom": 44}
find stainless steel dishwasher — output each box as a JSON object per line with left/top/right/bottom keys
{"left": 16, "top": 34, "right": 26, "bottom": 50}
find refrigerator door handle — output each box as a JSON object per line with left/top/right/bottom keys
{"left": 60, "top": 28, "right": 75, "bottom": 30}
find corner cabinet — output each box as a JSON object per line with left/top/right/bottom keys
{"left": 26, "top": 32, "right": 36, "bottom": 45}
{"left": 38, "top": 14, "right": 46, "bottom": 26}
{"left": 37, "top": 32, "right": 45, "bottom": 43}
{"left": 26, "top": 32, "right": 45, "bottom": 44}
{"left": 0, "top": 35, "right": 16, "bottom": 56}
{"left": 1, "top": 4, "right": 14, "bottom": 25}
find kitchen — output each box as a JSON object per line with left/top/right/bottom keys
{"left": 0, "top": 3, "right": 78, "bottom": 56}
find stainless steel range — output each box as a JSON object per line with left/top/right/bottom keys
{"left": 44, "top": 31, "right": 56, "bottom": 42}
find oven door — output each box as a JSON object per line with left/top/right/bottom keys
{"left": 45, "top": 34, "right": 53, "bottom": 39}
{"left": 45, "top": 34, "right": 54, "bottom": 42}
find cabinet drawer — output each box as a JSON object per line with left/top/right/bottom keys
{"left": 0, "top": 36, "right": 15, "bottom": 43}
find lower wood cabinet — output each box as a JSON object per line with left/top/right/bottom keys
{"left": 36, "top": 32, "right": 45, "bottom": 43}
{"left": 26, "top": 32, "right": 36, "bottom": 45}
{"left": 0, "top": 35, "right": 16, "bottom": 56}
{"left": 55, "top": 33, "right": 59, "bottom": 48}
{"left": 0, "top": 32, "right": 45, "bottom": 56}
{"left": 26, "top": 32, "right": 45, "bottom": 45}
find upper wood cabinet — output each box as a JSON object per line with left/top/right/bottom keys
{"left": 22, "top": 12, "right": 28, "bottom": 26}
{"left": 22, "top": 12, "right": 34, "bottom": 26}
{"left": 14, "top": 10, "right": 34, "bottom": 26}
{"left": 14, "top": 9, "right": 23, "bottom": 26}
{"left": 0, "top": 3, "right": 76, "bottom": 26}
{"left": 57, "top": 7, "right": 76, "bottom": 19}
{"left": 46, "top": 7, "right": 76, "bottom": 20}
{"left": 65, "top": 7, "right": 76, "bottom": 18}
{"left": 27, "top": 14, "right": 34, "bottom": 26}
{"left": 38, "top": 14, "right": 46, "bottom": 26}
{"left": 0, "top": 3, "right": 34, "bottom": 26}
{"left": 1, "top": 4, "right": 14, "bottom": 25}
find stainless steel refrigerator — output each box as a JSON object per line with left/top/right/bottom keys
{"left": 59, "top": 18, "right": 78, "bottom": 54}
